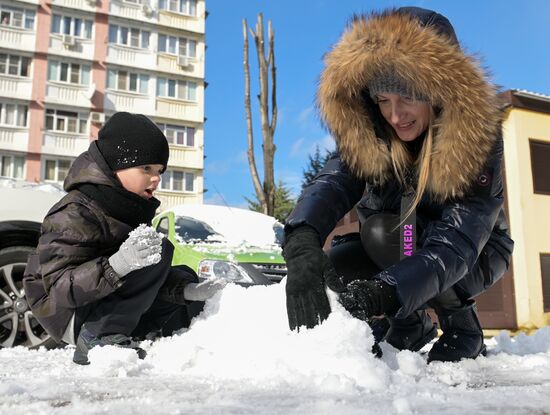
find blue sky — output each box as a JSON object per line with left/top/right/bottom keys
{"left": 202, "top": 0, "right": 550, "bottom": 208}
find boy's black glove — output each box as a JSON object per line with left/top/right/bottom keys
{"left": 339, "top": 279, "right": 400, "bottom": 320}
{"left": 283, "top": 226, "right": 345, "bottom": 331}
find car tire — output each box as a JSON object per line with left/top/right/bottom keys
{"left": 0, "top": 246, "right": 60, "bottom": 349}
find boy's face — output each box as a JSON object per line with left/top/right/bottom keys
{"left": 115, "top": 164, "right": 164, "bottom": 199}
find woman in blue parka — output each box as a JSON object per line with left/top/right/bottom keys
{"left": 282, "top": 7, "right": 514, "bottom": 362}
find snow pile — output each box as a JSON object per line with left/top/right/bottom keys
{"left": 1, "top": 282, "right": 550, "bottom": 413}
{"left": 148, "top": 283, "right": 389, "bottom": 392}
{"left": 491, "top": 327, "right": 550, "bottom": 355}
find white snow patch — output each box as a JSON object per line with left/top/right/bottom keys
{"left": 1, "top": 282, "right": 550, "bottom": 414}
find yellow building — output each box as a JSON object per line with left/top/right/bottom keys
{"left": 500, "top": 89, "right": 550, "bottom": 330}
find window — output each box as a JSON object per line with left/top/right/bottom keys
{"left": 0, "top": 54, "right": 31, "bottom": 77}
{"left": 158, "top": 124, "right": 195, "bottom": 147}
{"left": 45, "top": 109, "right": 87, "bottom": 134}
{"left": 107, "top": 69, "right": 149, "bottom": 94}
{"left": 530, "top": 139, "right": 550, "bottom": 195}
{"left": 48, "top": 60, "right": 90, "bottom": 85}
{"left": 157, "top": 78, "right": 196, "bottom": 101}
{"left": 158, "top": 35, "right": 196, "bottom": 57}
{"left": 541, "top": 254, "right": 550, "bottom": 312}
{"left": 0, "top": 154, "right": 25, "bottom": 179}
{"left": 158, "top": 0, "right": 196, "bottom": 15}
{"left": 51, "top": 14, "right": 93, "bottom": 39}
{"left": 160, "top": 170, "right": 194, "bottom": 192}
{"left": 44, "top": 159, "right": 71, "bottom": 182}
{"left": 108, "top": 25, "right": 150, "bottom": 49}
{"left": 0, "top": 102, "right": 28, "bottom": 127}
{"left": 0, "top": 5, "right": 35, "bottom": 29}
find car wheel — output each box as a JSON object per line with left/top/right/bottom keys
{"left": 0, "top": 246, "right": 59, "bottom": 349}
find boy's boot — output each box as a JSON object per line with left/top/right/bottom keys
{"left": 427, "top": 301, "right": 486, "bottom": 363}
{"left": 383, "top": 310, "right": 437, "bottom": 352}
{"left": 73, "top": 324, "right": 147, "bottom": 365}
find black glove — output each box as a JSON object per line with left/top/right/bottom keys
{"left": 283, "top": 226, "right": 345, "bottom": 331}
{"left": 339, "top": 279, "right": 400, "bottom": 320}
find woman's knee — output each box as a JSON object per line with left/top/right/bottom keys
{"left": 361, "top": 213, "right": 401, "bottom": 269}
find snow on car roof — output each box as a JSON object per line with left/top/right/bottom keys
{"left": 167, "top": 204, "right": 282, "bottom": 248}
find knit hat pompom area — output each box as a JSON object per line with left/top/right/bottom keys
{"left": 97, "top": 112, "right": 169, "bottom": 173}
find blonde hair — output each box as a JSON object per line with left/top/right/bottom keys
{"left": 386, "top": 109, "right": 435, "bottom": 222}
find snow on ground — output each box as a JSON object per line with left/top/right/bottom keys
{"left": 1, "top": 282, "right": 549, "bottom": 415}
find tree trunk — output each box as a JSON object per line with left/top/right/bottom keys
{"left": 242, "top": 13, "right": 277, "bottom": 216}
{"left": 242, "top": 18, "right": 267, "bottom": 213}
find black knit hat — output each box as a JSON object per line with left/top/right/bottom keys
{"left": 97, "top": 112, "right": 169, "bottom": 172}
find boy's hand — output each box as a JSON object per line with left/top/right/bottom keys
{"left": 183, "top": 278, "right": 228, "bottom": 302}
{"left": 109, "top": 225, "right": 163, "bottom": 277}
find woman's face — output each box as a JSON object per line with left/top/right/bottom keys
{"left": 376, "top": 93, "right": 431, "bottom": 142}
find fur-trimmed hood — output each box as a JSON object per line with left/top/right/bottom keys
{"left": 317, "top": 9, "right": 501, "bottom": 201}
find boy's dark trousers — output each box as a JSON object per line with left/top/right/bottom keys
{"left": 74, "top": 240, "right": 189, "bottom": 340}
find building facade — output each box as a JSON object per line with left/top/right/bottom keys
{"left": 324, "top": 89, "right": 550, "bottom": 331}
{"left": 0, "top": 0, "right": 205, "bottom": 209}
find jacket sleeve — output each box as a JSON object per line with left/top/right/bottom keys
{"left": 285, "top": 152, "right": 366, "bottom": 243}
{"left": 377, "top": 136, "right": 506, "bottom": 318}
{"left": 37, "top": 203, "right": 124, "bottom": 310}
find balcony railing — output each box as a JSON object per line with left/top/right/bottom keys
{"left": 0, "top": 26, "right": 36, "bottom": 52}
{"left": 45, "top": 83, "right": 91, "bottom": 108}
{"left": 106, "top": 44, "right": 156, "bottom": 70}
{"left": 157, "top": 10, "right": 204, "bottom": 34}
{"left": 104, "top": 90, "right": 156, "bottom": 114}
{"left": 51, "top": 0, "right": 97, "bottom": 11}
{"left": 168, "top": 145, "right": 203, "bottom": 169}
{"left": 157, "top": 54, "right": 203, "bottom": 79}
{"left": 49, "top": 35, "right": 95, "bottom": 58}
{"left": 156, "top": 97, "right": 203, "bottom": 123}
{"left": 0, "top": 76, "right": 33, "bottom": 101}
{"left": 0, "top": 127, "right": 29, "bottom": 153}
{"left": 42, "top": 132, "right": 90, "bottom": 157}
{"left": 156, "top": 190, "right": 202, "bottom": 210}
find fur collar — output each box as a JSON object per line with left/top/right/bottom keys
{"left": 317, "top": 10, "right": 501, "bottom": 201}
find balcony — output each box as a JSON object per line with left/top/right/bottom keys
{"left": 42, "top": 132, "right": 90, "bottom": 157}
{"left": 104, "top": 90, "right": 156, "bottom": 114}
{"left": 156, "top": 97, "right": 203, "bottom": 123}
{"left": 106, "top": 44, "right": 156, "bottom": 71}
{"left": 0, "top": 76, "right": 32, "bottom": 101}
{"left": 51, "top": 0, "right": 97, "bottom": 11}
{"left": 109, "top": 0, "right": 156, "bottom": 24}
{"left": 156, "top": 190, "right": 202, "bottom": 210}
{"left": 157, "top": 54, "right": 204, "bottom": 79}
{"left": 0, "top": 26, "right": 36, "bottom": 52}
{"left": 0, "top": 127, "right": 29, "bottom": 153}
{"left": 49, "top": 34, "right": 95, "bottom": 59}
{"left": 45, "top": 83, "right": 92, "bottom": 108}
{"left": 157, "top": 10, "right": 204, "bottom": 34}
{"left": 168, "top": 145, "right": 203, "bottom": 169}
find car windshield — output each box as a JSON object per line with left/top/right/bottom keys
{"left": 173, "top": 211, "right": 284, "bottom": 248}
{"left": 174, "top": 216, "right": 223, "bottom": 243}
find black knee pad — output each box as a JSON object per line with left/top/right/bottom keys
{"left": 361, "top": 213, "right": 401, "bottom": 269}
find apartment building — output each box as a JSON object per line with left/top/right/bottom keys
{"left": 0, "top": 0, "right": 205, "bottom": 209}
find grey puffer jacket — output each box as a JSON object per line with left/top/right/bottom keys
{"left": 24, "top": 142, "right": 142, "bottom": 341}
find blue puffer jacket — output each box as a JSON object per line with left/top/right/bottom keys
{"left": 286, "top": 8, "right": 514, "bottom": 318}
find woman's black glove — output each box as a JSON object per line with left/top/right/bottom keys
{"left": 339, "top": 279, "right": 400, "bottom": 320}
{"left": 283, "top": 226, "right": 345, "bottom": 331}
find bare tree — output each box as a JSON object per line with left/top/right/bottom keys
{"left": 242, "top": 13, "right": 277, "bottom": 216}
